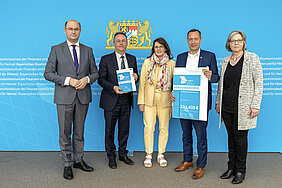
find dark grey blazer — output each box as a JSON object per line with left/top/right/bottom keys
{"left": 44, "top": 41, "right": 99, "bottom": 105}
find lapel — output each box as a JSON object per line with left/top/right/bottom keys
{"left": 241, "top": 50, "right": 249, "bottom": 81}
{"left": 111, "top": 52, "right": 119, "bottom": 71}
{"left": 222, "top": 55, "right": 230, "bottom": 75}
{"left": 198, "top": 49, "right": 204, "bottom": 67}
{"left": 61, "top": 41, "right": 77, "bottom": 72}
{"left": 219, "top": 55, "right": 231, "bottom": 88}
{"left": 110, "top": 52, "right": 119, "bottom": 83}
{"left": 179, "top": 52, "right": 188, "bottom": 67}
{"left": 125, "top": 53, "right": 132, "bottom": 68}
{"left": 78, "top": 43, "right": 85, "bottom": 73}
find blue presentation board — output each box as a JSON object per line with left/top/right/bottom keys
{"left": 173, "top": 74, "right": 201, "bottom": 120}
{"left": 117, "top": 69, "right": 135, "bottom": 92}
{"left": 0, "top": 0, "right": 281, "bottom": 152}
{"left": 176, "top": 91, "right": 200, "bottom": 120}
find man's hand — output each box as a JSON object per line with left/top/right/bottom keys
{"left": 171, "top": 91, "right": 176, "bottom": 102}
{"left": 203, "top": 66, "right": 212, "bottom": 80}
{"left": 113, "top": 86, "right": 123, "bottom": 94}
{"left": 132, "top": 73, "right": 138, "bottom": 82}
{"left": 248, "top": 108, "right": 260, "bottom": 118}
{"left": 70, "top": 78, "right": 79, "bottom": 87}
{"left": 215, "top": 104, "right": 220, "bottom": 114}
{"left": 75, "top": 77, "right": 88, "bottom": 90}
{"left": 139, "top": 104, "right": 145, "bottom": 112}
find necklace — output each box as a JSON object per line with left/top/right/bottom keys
{"left": 231, "top": 52, "right": 243, "bottom": 61}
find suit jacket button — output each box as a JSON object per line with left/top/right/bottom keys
{"left": 76, "top": 74, "right": 78, "bottom": 76}
{"left": 240, "top": 96, "right": 242, "bottom": 98}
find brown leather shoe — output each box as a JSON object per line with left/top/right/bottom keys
{"left": 192, "top": 167, "right": 204, "bottom": 179}
{"left": 175, "top": 161, "right": 193, "bottom": 172}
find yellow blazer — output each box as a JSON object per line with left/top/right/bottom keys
{"left": 138, "top": 58, "right": 175, "bottom": 107}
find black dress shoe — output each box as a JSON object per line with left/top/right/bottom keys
{"left": 220, "top": 169, "right": 234, "bottom": 179}
{"left": 119, "top": 156, "right": 134, "bottom": 165}
{"left": 232, "top": 172, "right": 245, "bottom": 184}
{"left": 109, "top": 159, "right": 117, "bottom": 169}
{"left": 73, "top": 160, "right": 94, "bottom": 172}
{"left": 63, "top": 166, "right": 73, "bottom": 180}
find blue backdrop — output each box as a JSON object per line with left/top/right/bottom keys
{"left": 0, "top": 0, "right": 281, "bottom": 152}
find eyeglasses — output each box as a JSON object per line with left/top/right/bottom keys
{"left": 155, "top": 46, "right": 164, "bottom": 49}
{"left": 66, "top": 28, "right": 81, "bottom": 32}
{"left": 114, "top": 40, "right": 127, "bottom": 43}
{"left": 230, "top": 39, "right": 244, "bottom": 44}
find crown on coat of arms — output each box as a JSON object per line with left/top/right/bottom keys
{"left": 105, "top": 20, "right": 153, "bottom": 49}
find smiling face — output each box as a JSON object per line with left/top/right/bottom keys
{"left": 154, "top": 41, "right": 166, "bottom": 59}
{"left": 113, "top": 34, "right": 128, "bottom": 55}
{"left": 64, "top": 20, "right": 81, "bottom": 44}
{"left": 187, "top": 31, "right": 202, "bottom": 54}
{"left": 229, "top": 33, "right": 244, "bottom": 53}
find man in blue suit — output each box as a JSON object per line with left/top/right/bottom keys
{"left": 173, "top": 29, "right": 219, "bottom": 179}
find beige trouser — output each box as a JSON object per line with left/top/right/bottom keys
{"left": 143, "top": 91, "right": 171, "bottom": 154}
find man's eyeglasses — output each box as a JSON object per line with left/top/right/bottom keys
{"left": 66, "top": 28, "right": 81, "bottom": 32}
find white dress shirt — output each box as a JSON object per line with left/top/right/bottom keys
{"left": 186, "top": 49, "right": 200, "bottom": 68}
{"left": 186, "top": 49, "right": 210, "bottom": 80}
{"left": 115, "top": 52, "right": 129, "bottom": 70}
{"left": 64, "top": 40, "right": 90, "bottom": 86}
{"left": 67, "top": 40, "right": 80, "bottom": 64}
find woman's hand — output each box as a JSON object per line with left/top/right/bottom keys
{"left": 139, "top": 104, "right": 145, "bottom": 112}
{"left": 215, "top": 104, "right": 220, "bottom": 114}
{"left": 248, "top": 108, "right": 260, "bottom": 118}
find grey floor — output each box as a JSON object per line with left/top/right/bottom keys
{"left": 0, "top": 152, "right": 281, "bottom": 188}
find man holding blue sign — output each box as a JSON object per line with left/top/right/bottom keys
{"left": 98, "top": 32, "right": 138, "bottom": 169}
{"left": 172, "top": 29, "right": 219, "bottom": 179}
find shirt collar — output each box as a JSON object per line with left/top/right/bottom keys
{"left": 115, "top": 51, "right": 126, "bottom": 59}
{"left": 67, "top": 40, "right": 79, "bottom": 47}
{"left": 188, "top": 48, "right": 200, "bottom": 57}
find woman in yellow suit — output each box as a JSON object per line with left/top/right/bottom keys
{"left": 138, "top": 37, "right": 175, "bottom": 167}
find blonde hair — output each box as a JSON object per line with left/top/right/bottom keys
{"left": 225, "top": 30, "right": 247, "bottom": 52}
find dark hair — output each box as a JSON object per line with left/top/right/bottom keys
{"left": 114, "top": 32, "right": 127, "bottom": 41}
{"left": 65, "top": 20, "right": 81, "bottom": 29}
{"left": 149, "top": 37, "right": 173, "bottom": 60}
{"left": 187, "top": 29, "right": 201, "bottom": 38}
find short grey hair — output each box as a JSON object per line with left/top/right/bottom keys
{"left": 225, "top": 30, "right": 247, "bottom": 52}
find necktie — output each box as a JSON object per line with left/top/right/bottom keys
{"left": 121, "top": 56, "right": 125, "bottom": 69}
{"left": 71, "top": 45, "right": 79, "bottom": 72}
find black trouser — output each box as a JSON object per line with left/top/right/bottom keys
{"left": 222, "top": 111, "right": 249, "bottom": 173}
{"left": 104, "top": 94, "right": 131, "bottom": 160}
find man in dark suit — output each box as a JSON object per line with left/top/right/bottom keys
{"left": 98, "top": 32, "right": 138, "bottom": 169}
{"left": 172, "top": 29, "right": 219, "bottom": 179}
{"left": 44, "top": 20, "right": 99, "bottom": 180}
